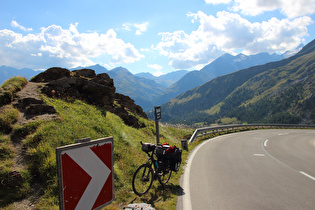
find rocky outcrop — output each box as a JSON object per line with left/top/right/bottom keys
{"left": 31, "top": 67, "right": 147, "bottom": 128}
{"left": 11, "top": 82, "right": 58, "bottom": 124}
{"left": 14, "top": 97, "right": 57, "bottom": 116}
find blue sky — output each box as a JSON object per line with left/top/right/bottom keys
{"left": 1, "top": 0, "right": 315, "bottom": 76}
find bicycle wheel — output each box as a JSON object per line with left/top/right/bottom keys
{"left": 132, "top": 164, "right": 154, "bottom": 196}
{"left": 158, "top": 169, "right": 172, "bottom": 185}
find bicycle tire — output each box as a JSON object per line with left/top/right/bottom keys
{"left": 132, "top": 164, "right": 154, "bottom": 196}
{"left": 158, "top": 169, "right": 172, "bottom": 185}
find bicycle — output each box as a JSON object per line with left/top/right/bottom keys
{"left": 132, "top": 141, "right": 181, "bottom": 196}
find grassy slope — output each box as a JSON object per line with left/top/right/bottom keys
{"left": 1, "top": 93, "right": 194, "bottom": 209}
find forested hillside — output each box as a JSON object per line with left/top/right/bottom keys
{"left": 161, "top": 39, "right": 315, "bottom": 125}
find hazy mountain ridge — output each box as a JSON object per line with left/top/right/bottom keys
{"left": 107, "top": 67, "right": 166, "bottom": 111}
{"left": 156, "top": 52, "right": 285, "bottom": 105}
{"left": 0, "top": 65, "right": 41, "bottom": 85}
{"left": 71, "top": 64, "right": 108, "bottom": 74}
{"left": 135, "top": 70, "right": 189, "bottom": 88}
{"left": 160, "top": 39, "right": 315, "bottom": 125}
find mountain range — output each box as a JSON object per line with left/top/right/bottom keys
{"left": 107, "top": 67, "right": 166, "bottom": 111}
{"left": 0, "top": 48, "right": 302, "bottom": 113}
{"left": 135, "top": 70, "right": 189, "bottom": 88}
{"left": 156, "top": 52, "right": 285, "bottom": 105}
{"left": 0, "top": 66, "right": 40, "bottom": 85}
{"left": 160, "top": 39, "right": 315, "bottom": 125}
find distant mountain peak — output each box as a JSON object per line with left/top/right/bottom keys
{"left": 111, "top": 67, "right": 133, "bottom": 75}
{"left": 234, "top": 53, "right": 247, "bottom": 62}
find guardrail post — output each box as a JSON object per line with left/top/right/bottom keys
{"left": 181, "top": 139, "right": 188, "bottom": 151}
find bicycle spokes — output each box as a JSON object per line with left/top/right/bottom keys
{"left": 132, "top": 164, "right": 154, "bottom": 196}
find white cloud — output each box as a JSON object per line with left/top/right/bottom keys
{"left": 122, "top": 23, "right": 132, "bottom": 31}
{"left": 11, "top": 20, "right": 33, "bottom": 31}
{"left": 122, "top": 22, "right": 148, "bottom": 35}
{"left": 148, "top": 64, "right": 162, "bottom": 71}
{"left": 148, "top": 64, "right": 163, "bottom": 76}
{"left": 0, "top": 23, "right": 144, "bottom": 69}
{"left": 206, "top": 0, "right": 315, "bottom": 18}
{"left": 156, "top": 11, "right": 312, "bottom": 69}
{"left": 135, "top": 22, "right": 148, "bottom": 35}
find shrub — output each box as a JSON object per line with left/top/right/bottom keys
{"left": 0, "top": 106, "right": 20, "bottom": 133}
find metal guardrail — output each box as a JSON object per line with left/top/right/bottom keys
{"left": 189, "top": 124, "right": 315, "bottom": 143}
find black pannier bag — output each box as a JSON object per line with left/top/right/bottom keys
{"left": 156, "top": 146, "right": 169, "bottom": 170}
{"left": 156, "top": 146, "right": 166, "bottom": 158}
{"left": 156, "top": 145, "right": 182, "bottom": 172}
{"left": 168, "top": 147, "right": 182, "bottom": 172}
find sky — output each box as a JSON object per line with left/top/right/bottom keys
{"left": 1, "top": 0, "right": 315, "bottom": 76}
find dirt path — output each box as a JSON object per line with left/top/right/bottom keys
{"left": 14, "top": 82, "right": 58, "bottom": 124}
{"left": 16, "top": 82, "right": 42, "bottom": 101}
{"left": 7, "top": 82, "right": 58, "bottom": 209}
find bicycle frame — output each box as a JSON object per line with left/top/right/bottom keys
{"left": 145, "top": 149, "right": 159, "bottom": 176}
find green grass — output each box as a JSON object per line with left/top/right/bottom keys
{"left": 0, "top": 106, "right": 33, "bottom": 207}
{"left": 0, "top": 77, "right": 28, "bottom": 106}
{"left": 0, "top": 105, "right": 20, "bottom": 134}
{"left": 1, "top": 96, "right": 194, "bottom": 209}
{"left": 0, "top": 132, "right": 32, "bottom": 206}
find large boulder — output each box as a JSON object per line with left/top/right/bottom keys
{"left": 31, "top": 67, "right": 71, "bottom": 82}
{"left": 40, "top": 74, "right": 115, "bottom": 108}
{"left": 72, "top": 69, "right": 96, "bottom": 78}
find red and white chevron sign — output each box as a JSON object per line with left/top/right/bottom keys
{"left": 56, "top": 137, "right": 114, "bottom": 210}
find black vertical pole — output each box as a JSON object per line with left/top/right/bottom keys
{"left": 155, "top": 119, "right": 160, "bottom": 145}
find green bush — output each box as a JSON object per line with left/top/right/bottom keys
{"left": 0, "top": 135, "right": 14, "bottom": 160}
{"left": 0, "top": 106, "right": 20, "bottom": 133}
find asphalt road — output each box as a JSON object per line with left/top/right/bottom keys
{"left": 177, "top": 129, "right": 315, "bottom": 210}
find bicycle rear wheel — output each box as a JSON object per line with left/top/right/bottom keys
{"left": 132, "top": 164, "right": 154, "bottom": 196}
{"left": 158, "top": 169, "right": 172, "bottom": 185}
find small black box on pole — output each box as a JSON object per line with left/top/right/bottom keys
{"left": 154, "top": 106, "right": 161, "bottom": 121}
{"left": 154, "top": 106, "right": 161, "bottom": 145}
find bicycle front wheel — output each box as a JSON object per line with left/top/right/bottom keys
{"left": 132, "top": 164, "right": 154, "bottom": 196}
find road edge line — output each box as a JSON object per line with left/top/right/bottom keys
{"left": 182, "top": 135, "right": 226, "bottom": 210}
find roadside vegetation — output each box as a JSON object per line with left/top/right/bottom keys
{"left": 1, "top": 93, "right": 194, "bottom": 209}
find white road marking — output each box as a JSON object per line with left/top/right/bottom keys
{"left": 299, "top": 171, "right": 315, "bottom": 181}
{"left": 253, "top": 154, "right": 265, "bottom": 156}
{"left": 264, "top": 139, "right": 268, "bottom": 147}
{"left": 262, "top": 142, "right": 315, "bottom": 182}
{"left": 183, "top": 136, "right": 225, "bottom": 210}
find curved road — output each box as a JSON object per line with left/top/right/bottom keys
{"left": 178, "top": 129, "right": 315, "bottom": 210}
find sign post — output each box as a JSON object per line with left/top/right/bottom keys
{"left": 154, "top": 106, "right": 161, "bottom": 145}
{"left": 56, "top": 137, "right": 114, "bottom": 210}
